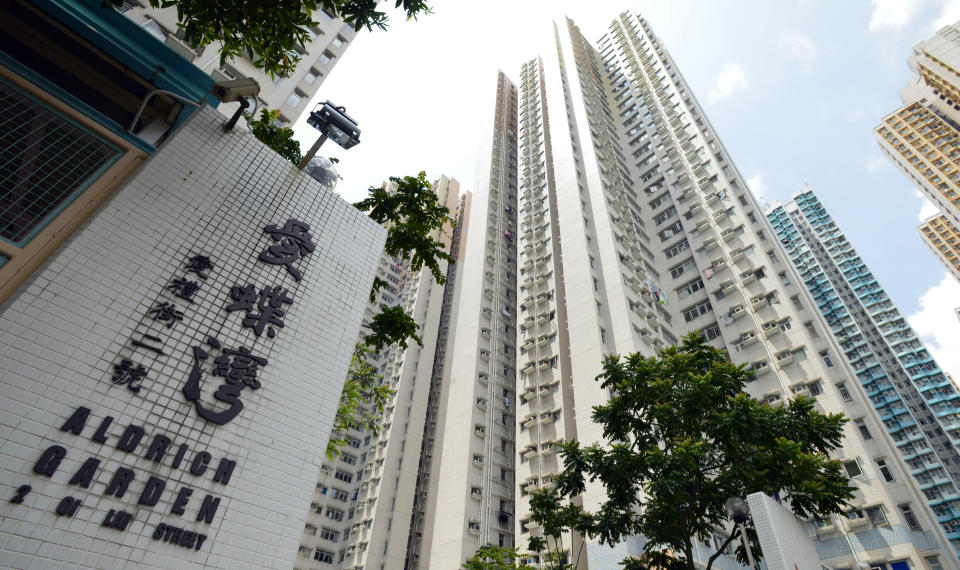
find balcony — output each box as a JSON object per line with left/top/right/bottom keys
{"left": 739, "top": 270, "right": 756, "bottom": 286}
{"left": 729, "top": 305, "right": 747, "bottom": 319}
{"left": 719, "top": 280, "right": 737, "bottom": 296}
{"left": 775, "top": 350, "right": 795, "bottom": 367}
{"left": 750, "top": 295, "right": 768, "bottom": 310}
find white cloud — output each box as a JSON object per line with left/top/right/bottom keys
{"left": 908, "top": 273, "right": 960, "bottom": 383}
{"left": 746, "top": 172, "right": 767, "bottom": 203}
{"left": 781, "top": 32, "right": 817, "bottom": 74}
{"left": 914, "top": 189, "right": 942, "bottom": 221}
{"left": 929, "top": 0, "right": 960, "bottom": 31}
{"left": 865, "top": 154, "right": 888, "bottom": 173}
{"left": 869, "top": 0, "right": 923, "bottom": 31}
{"left": 707, "top": 63, "right": 748, "bottom": 102}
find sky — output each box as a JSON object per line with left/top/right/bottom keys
{"left": 290, "top": 0, "right": 960, "bottom": 380}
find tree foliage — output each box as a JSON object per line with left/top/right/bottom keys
{"left": 108, "top": 0, "right": 431, "bottom": 77}
{"left": 529, "top": 334, "right": 853, "bottom": 570}
{"left": 354, "top": 171, "right": 454, "bottom": 287}
{"left": 246, "top": 109, "right": 302, "bottom": 165}
{"left": 326, "top": 344, "right": 394, "bottom": 459}
{"left": 461, "top": 544, "right": 535, "bottom": 570}
{"left": 324, "top": 172, "right": 452, "bottom": 457}
{"left": 354, "top": 171, "right": 454, "bottom": 351}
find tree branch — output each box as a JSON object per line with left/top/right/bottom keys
{"left": 705, "top": 526, "right": 739, "bottom": 570}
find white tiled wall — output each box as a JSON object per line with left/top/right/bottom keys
{"left": 0, "top": 107, "right": 385, "bottom": 569}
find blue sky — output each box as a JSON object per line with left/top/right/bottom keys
{"left": 291, "top": 0, "right": 960, "bottom": 378}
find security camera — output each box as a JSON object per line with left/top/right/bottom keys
{"left": 210, "top": 78, "right": 261, "bottom": 103}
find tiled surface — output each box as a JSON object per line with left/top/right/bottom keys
{"left": 0, "top": 107, "right": 385, "bottom": 569}
{"left": 748, "top": 492, "right": 820, "bottom": 570}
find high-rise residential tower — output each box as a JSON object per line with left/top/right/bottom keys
{"left": 500, "top": 13, "right": 953, "bottom": 568}
{"left": 876, "top": 22, "right": 960, "bottom": 280}
{"left": 118, "top": 3, "right": 357, "bottom": 125}
{"left": 920, "top": 213, "right": 960, "bottom": 283}
{"left": 424, "top": 71, "right": 519, "bottom": 569}
{"left": 768, "top": 189, "right": 960, "bottom": 554}
{"left": 293, "top": 176, "right": 465, "bottom": 570}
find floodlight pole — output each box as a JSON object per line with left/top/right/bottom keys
{"left": 724, "top": 497, "right": 758, "bottom": 570}
{"left": 298, "top": 132, "right": 328, "bottom": 169}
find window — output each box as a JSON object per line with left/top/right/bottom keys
{"left": 285, "top": 91, "right": 304, "bottom": 108}
{"left": 791, "top": 295, "right": 803, "bottom": 309}
{"left": 700, "top": 323, "right": 721, "bottom": 341}
{"left": 865, "top": 505, "right": 888, "bottom": 526}
{"left": 926, "top": 556, "right": 943, "bottom": 570}
{"left": 330, "top": 488, "right": 349, "bottom": 501}
{"left": 843, "top": 459, "right": 863, "bottom": 478}
{"left": 855, "top": 418, "right": 872, "bottom": 440}
{"left": 332, "top": 35, "right": 346, "bottom": 48}
{"left": 820, "top": 351, "right": 834, "bottom": 368}
{"left": 319, "top": 50, "right": 335, "bottom": 65}
{"left": 314, "top": 549, "right": 334, "bottom": 563}
{"left": 325, "top": 508, "right": 343, "bottom": 521}
{"left": 304, "top": 69, "right": 321, "bottom": 84}
{"left": 837, "top": 382, "right": 852, "bottom": 402}
{"left": 682, "top": 299, "right": 712, "bottom": 323}
{"left": 804, "top": 321, "right": 819, "bottom": 339}
{"left": 320, "top": 527, "right": 339, "bottom": 541}
{"left": 876, "top": 458, "right": 895, "bottom": 482}
{"left": 808, "top": 381, "right": 822, "bottom": 396}
{"left": 900, "top": 504, "right": 923, "bottom": 532}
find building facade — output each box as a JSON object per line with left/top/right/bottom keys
{"left": 423, "top": 71, "right": 520, "bottom": 569}
{"left": 919, "top": 213, "right": 960, "bottom": 283}
{"left": 875, "top": 22, "right": 960, "bottom": 280}
{"left": 768, "top": 189, "right": 960, "bottom": 556}
{"left": 117, "top": 1, "right": 357, "bottom": 125}
{"left": 0, "top": 2, "right": 384, "bottom": 568}
{"left": 498, "top": 13, "right": 953, "bottom": 569}
{"left": 293, "top": 176, "right": 467, "bottom": 570}
{"left": 0, "top": 104, "right": 386, "bottom": 569}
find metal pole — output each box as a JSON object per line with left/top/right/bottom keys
{"left": 738, "top": 522, "right": 757, "bottom": 570}
{"left": 298, "top": 132, "right": 328, "bottom": 169}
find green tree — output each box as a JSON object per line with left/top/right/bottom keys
{"left": 354, "top": 171, "right": 454, "bottom": 351}
{"left": 528, "top": 333, "right": 853, "bottom": 570}
{"left": 326, "top": 344, "right": 393, "bottom": 459}
{"left": 246, "top": 109, "right": 302, "bottom": 165}
{"left": 107, "top": 0, "right": 430, "bottom": 77}
{"left": 326, "top": 172, "right": 454, "bottom": 458}
{"left": 461, "top": 544, "right": 535, "bottom": 570}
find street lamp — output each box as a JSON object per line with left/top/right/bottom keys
{"left": 724, "top": 496, "right": 758, "bottom": 570}
{"left": 298, "top": 100, "right": 361, "bottom": 169}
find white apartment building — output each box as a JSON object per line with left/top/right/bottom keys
{"left": 423, "top": 71, "right": 520, "bottom": 569}
{"left": 447, "top": 12, "right": 952, "bottom": 570}
{"left": 287, "top": 11, "right": 955, "bottom": 570}
{"left": 117, "top": 1, "right": 356, "bottom": 124}
{"left": 768, "top": 189, "right": 960, "bottom": 556}
{"left": 294, "top": 176, "right": 466, "bottom": 570}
